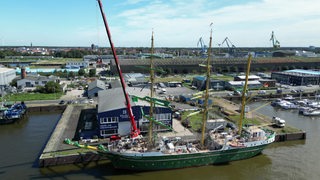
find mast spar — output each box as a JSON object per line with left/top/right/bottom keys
{"left": 148, "top": 31, "right": 155, "bottom": 146}
{"left": 238, "top": 54, "right": 252, "bottom": 134}
{"left": 200, "top": 27, "right": 213, "bottom": 146}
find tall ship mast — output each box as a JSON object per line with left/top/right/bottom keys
{"left": 148, "top": 31, "right": 155, "bottom": 146}
{"left": 200, "top": 28, "right": 213, "bottom": 147}
{"left": 64, "top": 0, "right": 276, "bottom": 171}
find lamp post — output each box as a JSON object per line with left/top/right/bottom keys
{"left": 53, "top": 87, "right": 56, "bottom": 100}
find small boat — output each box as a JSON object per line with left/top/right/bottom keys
{"left": 303, "top": 109, "right": 320, "bottom": 116}
{"left": 0, "top": 102, "right": 27, "bottom": 124}
{"left": 279, "top": 101, "right": 298, "bottom": 110}
{"left": 271, "top": 99, "right": 285, "bottom": 107}
{"left": 283, "top": 95, "right": 295, "bottom": 101}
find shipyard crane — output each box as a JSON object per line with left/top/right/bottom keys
{"left": 270, "top": 31, "right": 280, "bottom": 49}
{"left": 197, "top": 37, "right": 207, "bottom": 57}
{"left": 221, "top": 37, "right": 236, "bottom": 56}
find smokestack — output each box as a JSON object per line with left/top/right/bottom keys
{"left": 21, "top": 67, "right": 26, "bottom": 79}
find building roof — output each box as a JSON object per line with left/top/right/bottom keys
{"left": 285, "top": 69, "right": 320, "bottom": 76}
{"left": 88, "top": 79, "right": 106, "bottom": 91}
{"left": 228, "top": 80, "right": 261, "bottom": 85}
{"left": 0, "top": 68, "right": 15, "bottom": 73}
{"left": 193, "top": 76, "right": 205, "bottom": 81}
{"left": 236, "top": 75, "right": 260, "bottom": 79}
{"left": 98, "top": 87, "right": 151, "bottom": 113}
{"left": 19, "top": 75, "right": 58, "bottom": 82}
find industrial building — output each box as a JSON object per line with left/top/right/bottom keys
{"left": 192, "top": 76, "right": 225, "bottom": 91}
{"left": 96, "top": 87, "right": 172, "bottom": 138}
{"left": 87, "top": 79, "right": 106, "bottom": 98}
{"left": 225, "top": 81, "right": 262, "bottom": 91}
{"left": 234, "top": 75, "right": 260, "bottom": 81}
{"left": 17, "top": 75, "right": 59, "bottom": 89}
{"left": 271, "top": 69, "right": 320, "bottom": 86}
{"left": 0, "top": 67, "right": 16, "bottom": 88}
{"left": 66, "top": 61, "right": 89, "bottom": 69}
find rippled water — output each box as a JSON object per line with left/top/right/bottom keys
{"left": 0, "top": 103, "right": 319, "bottom": 179}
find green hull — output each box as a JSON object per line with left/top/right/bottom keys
{"left": 99, "top": 144, "right": 268, "bottom": 171}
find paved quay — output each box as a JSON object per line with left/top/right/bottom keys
{"left": 157, "top": 118, "right": 195, "bottom": 140}
{"left": 40, "top": 105, "right": 95, "bottom": 156}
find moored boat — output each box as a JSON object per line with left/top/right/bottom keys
{"left": 97, "top": 127, "right": 275, "bottom": 170}
{"left": 0, "top": 102, "right": 27, "bottom": 124}
{"left": 303, "top": 109, "right": 320, "bottom": 116}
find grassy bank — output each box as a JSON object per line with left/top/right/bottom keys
{"left": 3, "top": 92, "right": 63, "bottom": 101}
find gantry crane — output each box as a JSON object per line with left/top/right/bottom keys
{"left": 197, "top": 37, "right": 207, "bottom": 57}
{"left": 270, "top": 31, "right": 280, "bottom": 49}
{"left": 221, "top": 37, "right": 236, "bottom": 56}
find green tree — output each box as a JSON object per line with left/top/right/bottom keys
{"left": 78, "top": 68, "right": 86, "bottom": 76}
{"left": 44, "top": 81, "right": 61, "bottom": 93}
{"left": 10, "top": 79, "right": 18, "bottom": 87}
{"left": 35, "top": 85, "right": 45, "bottom": 93}
{"left": 89, "top": 69, "right": 96, "bottom": 77}
{"left": 68, "top": 71, "right": 75, "bottom": 78}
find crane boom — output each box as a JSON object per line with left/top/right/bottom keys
{"left": 197, "top": 37, "right": 207, "bottom": 57}
{"left": 221, "top": 37, "right": 236, "bottom": 55}
{"left": 97, "top": 0, "right": 140, "bottom": 138}
{"left": 270, "top": 31, "right": 280, "bottom": 49}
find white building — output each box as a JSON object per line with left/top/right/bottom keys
{"left": 17, "top": 75, "right": 59, "bottom": 89}
{"left": 0, "top": 68, "right": 16, "bottom": 87}
{"left": 66, "top": 61, "right": 89, "bottom": 68}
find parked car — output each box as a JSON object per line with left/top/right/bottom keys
{"left": 258, "top": 90, "right": 266, "bottom": 95}
{"left": 59, "top": 100, "right": 65, "bottom": 104}
{"left": 291, "top": 89, "right": 297, "bottom": 93}
{"left": 226, "top": 122, "right": 237, "bottom": 130}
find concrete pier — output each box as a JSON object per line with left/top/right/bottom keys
{"left": 38, "top": 104, "right": 106, "bottom": 167}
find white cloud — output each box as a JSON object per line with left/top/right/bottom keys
{"left": 104, "top": 0, "right": 320, "bottom": 47}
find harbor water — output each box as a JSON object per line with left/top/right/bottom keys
{"left": 0, "top": 102, "right": 319, "bottom": 179}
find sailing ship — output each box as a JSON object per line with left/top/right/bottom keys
{"left": 64, "top": 0, "right": 276, "bottom": 171}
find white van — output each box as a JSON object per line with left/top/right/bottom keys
{"left": 159, "top": 88, "right": 167, "bottom": 94}
{"left": 272, "top": 116, "right": 286, "bottom": 128}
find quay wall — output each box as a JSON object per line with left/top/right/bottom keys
{"left": 39, "top": 152, "right": 107, "bottom": 167}
{"left": 276, "top": 132, "right": 306, "bottom": 142}
{"left": 27, "top": 105, "right": 66, "bottom": 113}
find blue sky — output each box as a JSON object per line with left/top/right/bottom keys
{"left": 1, "top": 0, "right": 320, "bottom": 47}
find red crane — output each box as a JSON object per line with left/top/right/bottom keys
{"left": 97, "top": 0, "right": 140, "bottom": 138}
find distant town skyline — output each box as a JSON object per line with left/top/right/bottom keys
{"left": 1, "top": 0, "right": 320, "bottom": 48}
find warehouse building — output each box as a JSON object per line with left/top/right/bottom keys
{"left": 192, "top": 76, "right": 225, "bottom": 91}
{"left": 0, "top": 67, "right": 16, "bottom": 88}
{"left": 234, "top": 75, "right": 260, "bottom": 81}
{"left": 97, "top": 87, "right": 172, "bottom": 138}
{"left": 225, "top": 80, "right": 262, "bottom": 91}
{"left": 271, "top": 69, "right": 320, "bottom": 86}
{"left": 87, "top": 79, "right": 106, "bottom": 98}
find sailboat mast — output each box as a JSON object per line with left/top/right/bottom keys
{"left": 200, "top": 29, "right": 213, "bottom": 146}
{"left": 238, "top": 54, "right": 252, "bottom": 134}
{"left": 148, "top": 32, "right": 155, "bottom": 145}
{"left": 97, "top": 0, "right": 140, "bottom": 138}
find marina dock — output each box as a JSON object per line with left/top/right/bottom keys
{"left": 213, "top": 98, "right": 306, "bottom": 141}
